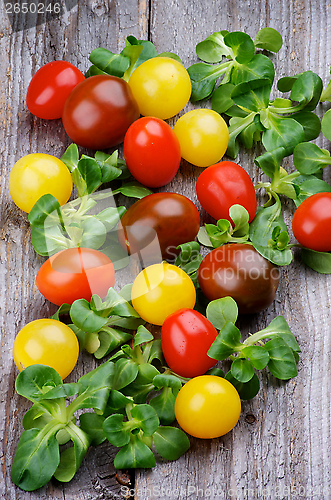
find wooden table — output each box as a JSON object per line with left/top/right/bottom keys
{"left": 1, "top": 0, "right": 331, "bottom": 498}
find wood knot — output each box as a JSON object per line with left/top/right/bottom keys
{"left": 245, "top": 413, "right": 256, "bottom": 424}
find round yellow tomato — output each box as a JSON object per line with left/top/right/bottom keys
{"left": 175, "top": 375, "right": 241, "bottom": 438}
{"left": 9, "top": 153, "right": 73, "bottom": 212}
{"left": 13, "top": 318, "right": 79, "bottom": 379}
{"left": 128, "top": 57, "right": 191, "bottom": 119}
{"left": 173, "top": 109, "right": 229, "bottom": 167}
{"left": 131, "top": 262, "right": 196, "bottom": 325}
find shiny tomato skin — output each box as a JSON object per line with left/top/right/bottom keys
{"left": 161, "top": 308, "right": 218, "bottom": 378}
{"left": 26, "top": 61, "right": 85, "bottom": 120}
{"left": 13, "top": 318, "right": 79, "bottom": 379}
{"left": 196, "top": 161, "right": 257, "bottom": 223}
{"left": 123, "top": 117, "right": 181, "bottom": 188}
{"left": 198, "top": 244, "right": 280, "bottom": 314}
{"left": 175, "top": 375, "right": 241, "bottom": 438}
{"left": 62, "top": 75, "right": 140, "bottom": 149}
{"left": 117, "top": 192, "right": 200, "bottom": 262}
{"left": 36, "top": 247, "right": 115, "bottom": 306}
{"left": 292, "top": 192, "right": 331, "bottom": 251}
{"left": 131, "top": 263, "right": 196, "bottom": 326}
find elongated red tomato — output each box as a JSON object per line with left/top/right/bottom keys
{"left": 292, "top": 192, "right": 331, "bottom": 251}
{"left": 36, "top": 247, "right": 115, "bottom": 306}
{"left": 161, "top": 308, "right": 218, "bottom": 378}
{"left": 62, "top": 75, "right": 140, "bottom": 149}
{"left": 196, "top": 161, "right": 257, "bottom": 223}
{"left": 26, "top": 61, "right": 85, "bottom": 119}
{"left": 124, "top": 117, "right": 181, "bottom": 188}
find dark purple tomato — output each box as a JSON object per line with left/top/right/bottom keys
{"left": 117, "top": 192, "right": 200, "bottom": 262}
{"left": 62, "top": 75, "right": 140, "bottom": 149}
{"left": 198, "top": 244, "right": 280, "bottom": 314}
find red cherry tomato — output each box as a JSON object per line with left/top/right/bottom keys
{"left": 117, "top": 192, "right": 200, "bottom": 262}
{"left": 62, "top": 75, "right": 140, "bottom": 149}
{"left": 36, "top": 247, "right": 115, "bottom": 306}
{"left": 123, "top": 117, "right": 181, "bottom": 188}
{"left": 161, "top": 308, "right": 218, "bottom": 378}
{"left": 198, "top": 244, "right": 280, "bottom": 314}
{"left": 26, "top": 61, "right": 85, "bottom": 120}
{"left": 196, "top": 161, "right": 257, "bottom": 223}
{"left": 292, "top": 192, "right": 331, "bottom": 252}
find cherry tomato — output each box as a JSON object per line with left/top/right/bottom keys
{"left": 123, "top": 117, "right": 181, "bottom": 188}
{"left": 128, "top": 57, "right": 191, "bottom": 120}
{"left": 175, "top": 375, "right": 241, "bottom": 438}
{"left": 292, "top": 192, "right": 331, "bottom": 252}
{"left": 117, "top": 192, "right": 200, "bottom": 262}
{"left": 36, "top": 247, "right": 115, "bottom": 306}
{"left": 131, "top": 263, "right": 196, "bottom": 326}
{"left": 198, "top": 244, "right": 280, "bottom": 314}
{"left": 173, "top": 109, "right": 229, "bottom": 167}
{"left": 13, "top": 319, "right": 79, "bottom": 379}
{"left": 196, "top": 161, "right": 257, "bottom": 223}
{"left": 26, "top": 61, "right": 85, "bottom": 120}
{"left": 62, "top": 75, "right": 140, "bottom": 149}
{"left": 9, "top": 153, "right": 73, "bottom": 213}
{"left": 161, "top": 308, "right": 218, "bottom": 378}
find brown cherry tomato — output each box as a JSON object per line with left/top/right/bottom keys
{"left": 117, "top": 192, "right": 200, "bottom": 262}
{"left": 198, "top": 244, "right": 280, "bottom": 314}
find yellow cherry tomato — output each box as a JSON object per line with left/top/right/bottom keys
{"left": 13, "top": 318, "right": 79, "bottom": 379}
{"left": 128, "top": 57, "right": 192, "bottom": 119}
{"left": 9, "top": 153, "right": 73, "bottom": 212}
{"left": 173, "top": 109, "right": 229, "bottom": 167}
{"left": 131, "top": 262, "right": 196, "bottom": 325}
{"left": 175, "top": 375, "right": 241, "bottom": 438}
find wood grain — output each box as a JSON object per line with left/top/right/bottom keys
{"left": 0, "top": 0, "right": 331, "bottom": 499}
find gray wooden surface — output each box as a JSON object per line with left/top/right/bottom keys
{"left": 1, "top": 0, "right": 331, "bottom": 499}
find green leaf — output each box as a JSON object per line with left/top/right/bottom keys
{"left": 134, "top": 325, "right": 154, "bottom": 347}
{"left": 103, "top": 414, "right": 131, "bottom": 447}
{"left": 293, "top": 142, "right": 331, "bottom": 175}
{"left": 15, "top": 365, "right": 63, "bottom": 403}
{"left": 70, "top": 299, "right": 108, "bottom": 334}
{"left": 322, "top": 108, "right": 331, "bottom": 141}
{"left": 232, "top": 54, "right": 275, "bottom": 86}
{"left": 50, "top": 303, "right": 71, "bottom": 321}
{"left": 77, "top": 157, "right": 102, "bottom": 195}
{"left": 262, "top": 116, "right": 305, "bottom": 154}
{"left": 112, "top": 358, "right": 139, "bottom": 391}
{"left": 254, "top": 28, "right": 282, "bottom": 52}
{"left": 224, "top": 31, "right": 255, "bottom": 64}
{"left": 241, "top": 345, "right": 270, "bottom": 369}
{"left": 206, "top": 297, "right": 238, "bottom": 330}
{"left": 231, "top": 78, "right": 272, "bottom": 112}
{"left": 11, "top": 426, "right": 60, "bottom": 491}
{"left": 231, "top": 358, "right": 255, "bottom": 383}
{"left": 28, "top": 194, "right": 61, "bottom": 228}
{"left": 301, "top": 248, "right": 331, "bottom": 274}
{"left": 212, "top": 83, "right": 235, "bottom": 113}
{"left": 131, "top": 404, "right": 160, "bottom": 436}
{"left": 79, "top": 413, "right": 107, "bottom": 446}
{"left": 196, "top": 30, "right": 231, "bottom": 63}
{"left": 225, "top": 372, "right": 260, "bottom": 400}
{"left": 30, "top": 224, "right": 71, "bottom": 257}
{"left": 290, "top": 71, "right": 323, "bottom": 111}
{"left": 149, "top": 389, "right": 176, "bottom": 425}
{"left": 105, "top": 287, "right": 140, "bottom": 318}
{"left": 114, "top": 435, "right": 156, "bottom": 469}
{"left": 80, "top": 217, "right": 107, "bottom": 249}
{"left": 122, "top": 36, "right": 158, "bottom": 80}
{"left": 96, "top": 206, "right": 125, "bottom": 232}
{"left": 253, "top": 316, "right": 300, "bottom": 352}
{"left": 89, "top": 47, "right": 130, "bottom": 77}
{"left": 292, "top": 175, "right": 331, "bottom": 206}
{"left": 54, "top": 422, "right": 90, "bottom": 482}
{"left": 229, "top": 204, "right": 250, "bottom": 236}
{"left": 207, "top": 321, "right": 242, "bottom": 360}
{"left": 291, "top": 111, "right": 321, "bottom": 142}
{"left": 153, "top": 374, "right": 182, "bottom": 393}
{"left": 197, "top": 226, "right": 213, "bottom": 247}
{"left": 60, "top": 143, "right": 79, "bottom": 173}
{"left": 265, "top": 338, "right": 298, "bottom": 380}
{"left": 153, "top": 427, "right": 190, "bottom": 460}
{"left": 114, "top": 182, "right": 153, "bottom": 199}
{"left": 254, "top": 147, "right": 285, "bottom": 181}
{"left": 94, "top": 328, "right": 133, "bottom": 359}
